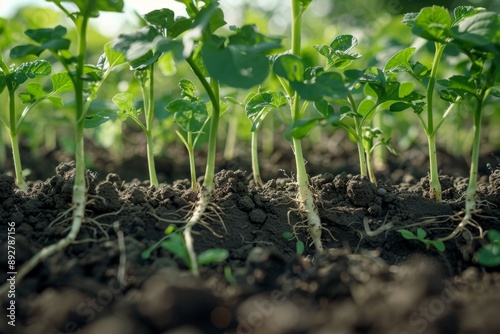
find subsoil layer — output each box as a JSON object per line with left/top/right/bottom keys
{"left": 1, "top": 162, "right": 500, "bottom": 334}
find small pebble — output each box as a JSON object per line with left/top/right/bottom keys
{"left": 377, "top": 188, "right": 387, "bottom": 196}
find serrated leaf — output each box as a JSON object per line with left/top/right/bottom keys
{"left": 197, "top": 248, "right": 229, "bottom": 266}
{"left": 384, "top": 47, "right": 416, "bottom": 74}
{"left": 202, "top": 42, "right": 270, "bottom": 89}
{"left": 103, "top": 42, "right": 126, "bottom": 69}
{"left": 451, "top": 11, "right": 500, "bottom": 48}
{"left": 51, "top": 72, "right": 73, "bottom": 93}
{"left": 166, "top": 99, "right": 208, "bottom": 132}
{"left": 292, "top": 71, "right": 348, "bottom": 101}
{"left": 313, "top": 35, "right": 361, "bottom": 69}
{"left": 144, "top": 8, "right": 176, "bottom": 29}
{"left": 179, "top": 78, "right": 196, "bottom": 99}
{"left": 438, "top": 75, "right": 477, "bottom": 95}
{"left": 25, "top": 82, "right": 45, "bottom": 99}
{"left": 453, "top": 6, "right": 486, "bottom": 25}
{"left": 272, "top": 54, "right": 304, "bottom": 81}
{"left": 402, "top": 12, "right": 418, "bottom": 27}
{"left": 112, "top": 92, "right": 134, "bottom": 113}
{"left": 228, "top": 25, "right": 282, "bottom": 54}
{"left": 47, "top": 96, "right": 63, "bottom": 107}
{"left": 112, "top": 26, "right": 163, "bottom": 69}
{"left": 413, "top": 6, "right": 452, "bottom": 43}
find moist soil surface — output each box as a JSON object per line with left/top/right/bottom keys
{"left": 1, "top": 157, "right": 500, "bottom": 334}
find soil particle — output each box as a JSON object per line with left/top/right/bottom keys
{"left": 249, "top": 209, "right": 267, "bottom": 224}
{"left": 237, "top": 195, "right": 255, "bottom": 212}
{"left": 347, "top": 175, "right": 377, "bottom": 207}
{"left": 0, "top": 174, "right": 14, "bottom": 199}
{"left": 123, "top": 186, "right": 146, "bottom": 204}
{"left": 92, "top": 181, "right": 121, "bottom": 211}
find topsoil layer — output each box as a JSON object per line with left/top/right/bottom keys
{"left": 1, "top": 162, "right": 500, "bottom": 334}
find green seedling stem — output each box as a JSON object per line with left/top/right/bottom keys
{"left": 138, "top": 66, "right": 159, "bottom": 187}
{"left": 251, "top": 129, "right": 264, "bottom": 187}
{"left": 183, "top": 56, "right": 221, "bottom": 275}
{"left": 290, "top": 0, "right": 323, "bottom": 252}
{"left": 425, "top": 43, "right": 446, "bottom": 203}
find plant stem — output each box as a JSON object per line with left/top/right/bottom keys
{"left": 464, "top": 99, "right": 482, "bottom": 215}
{"left": 7, "top": 88, "right": 27, "bottom": 190}
{"left": 426, "top": 43, "right": 446, "bottom": 202}
{"left": 187, "top": 132, "right": 198, "bottom": 191}
{"left": 290, "top": 0, "right": 323, "bottom": 252}
{"left": 251, "top": 129, "right": 264, "bottom": 187}
{"left": 144, "top": 66, "right": 159, "bottom": 187}
{"left": 183, "top": 57, "right": 221, "bottom": 276}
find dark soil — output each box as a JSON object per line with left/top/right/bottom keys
{"left": 1, "top": 155, "right": 500, "bottom": 333}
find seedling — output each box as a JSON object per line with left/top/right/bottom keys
{"left": 397, "top": 228, "right": 446, "bottom": 252}
{"left": 166, "top": 78, "right": 211, "bottom": 191}
{"left": 475, "top": 230, "right": 500, "bottom": 267}
{"left": 142, "top": 224, "right": 229, "bottom": 270}
{"left": 313, "top": 35, "right": 418, "bottom": 184}
{"left": 0, "top": 0, "right": 125, "bottom": 290}
{"left": 283, "top": 231, "right": 305, "bottom": 256}
{"left": 0, "top": 57, "right": 52, "bottom": 190}
{"left": 384, "top": 6, "right": 494, "bottom": 202}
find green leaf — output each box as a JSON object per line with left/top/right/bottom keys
{"left": 412, "top": 6, "right": 452, "bottom": 43}
{"left": 453, "top": 6, "right": 486, "bottom": 25}
{"left": 313, "top": 99, "right": 334, "bottom": 118}
{"left": 313, "top": 35, "right": 361, "bottom": 69}
{"left": 292, "top": 71, "right": 348, "bottom": 101}
{"left": 228, "top": 25, "right": 282, "bottom": 54}
{"left": 296, "top": 240, "right": 305, "bottom": 256}
{"left": 490, "top": 89, "right": 500, "bottom": 98}
{"left": 202, "top": 42, "right": 270, "bottom": 89}
{"left": 402, "top": 12, "right": 418, "bottom": 27}
{"left": 451, "top": 12, "right": 500, "bottom": 48}
{"left": 112, "top": 26, "right": 163, "bottom": 69}
{"left": 433, "top": 240, "right": 446, "bottom": 252}
{"left": 10, "top": 25, "right": 71, "bottom": 58}
{"left": 416, "top": 228, "right": 427, "bottom": 239}
{"left": 287, "top": 118, "right": 320, "bottom": 139}
{"left": 160, "top": 232, "right": 190, "bottom": 267}
{"left": 397, "top": 229, "right": 417, "bottom": 240}
{"left": 282, "top": 231, "right": 294, "bottom": 239}
{"left": 487, "top": 230, "right": 500, "bottom": 242}
{"left": 144, "top": 8, "right": 176, "bottom": 29}
{"left": 47, "top": 96, "right": 63, "bottom": 107}
{"left": 272, "top": 54, "right": 304, "bottom": 81}
{"left": 438, "top": 75, "right": 477, "bottom": 95}
{"left": 179, "top": 78, "right": 196, "bottom": 99}
{"left": 112, "top": 93, "right": 134, "bottom": 113}
{"left": 384, "top": 47, "right": 416, "bottom": 74}
{"left": 245, "top": 91, "right": 286, "bottom": 131}
{"left": 197, "top": 248, "right": 229, "bottom": 266}
{"left": 84, "top": 110, "right": 118, "bottom": 128}
{"left": 25, "top": 82, "right": 45, "bottom": 100}
{"left": 46, "top": 0, "right": 124, "bottom": 16}
{"left": 166, "top": 99, "right": 208, "bottom": 132}
{"left": 389, "top": 101, "right": 412, "bottom": 112}
{"left": 50, "top": 72, "right": 73, "bottom": 94}
{"left": 6, "top": 60, "right": 52, "bottom": 91}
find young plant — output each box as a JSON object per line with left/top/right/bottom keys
{"left": 0, "top": 0, "right": 125, "bottom": 292}
{"left": 142, "top": 225, "right": 229, "bottom": 270}
{"left": 283, "top": 231, "right": 305, "bottom": 256}
{"left": 166, "top": 79, "right": 210, "bottom": 191}
{"left": 433, "top": 8, "right": 500, "bottom": 241}
{"left": 384, "top": 6, "right": 490, "bottom": 202}
{"left": 0, "top": 56, "right": 52, "bottom": 190}
{"left": 313, "top": 36, "right": 417, "bottom": 184}
{"left": 397, "top": 228, "right": 446, "bottom": 252}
